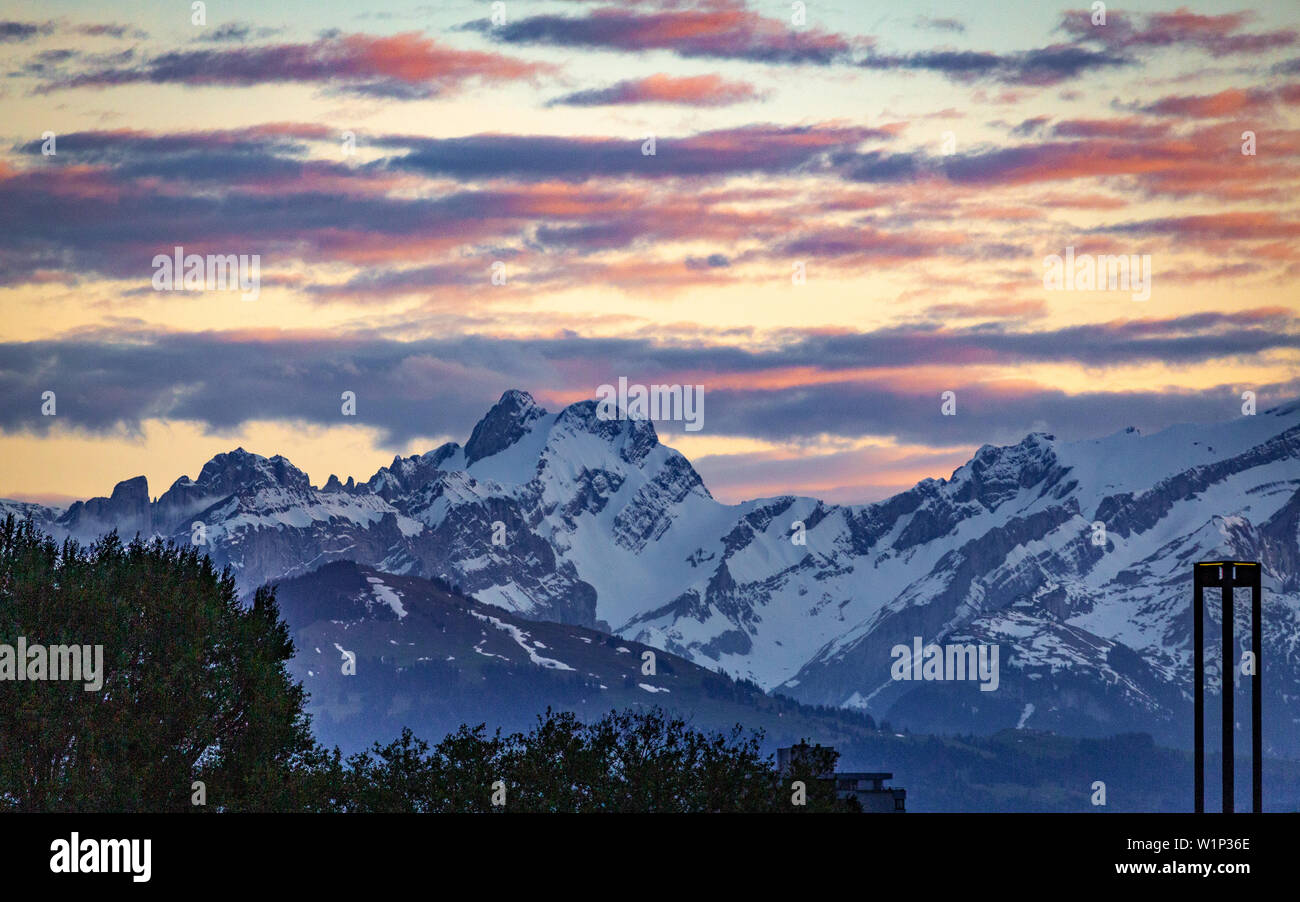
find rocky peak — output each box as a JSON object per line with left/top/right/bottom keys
{"left": 464, "top": 390, "right": 547, "bottom": 466}
{"left": 555, "top": 399, "right": 660, "bottom": 466}
{"left": 322, "top": 474, "right": 356, "bottom": 493}
{"left": 192, "top": 448, "right": 311, "bottom": 495}
{"left": 57, "top": 475, "right": 151, "bottom": 536}
{"left": 950, "top": 432, "right": 1065, "bottom": 510}
{"left": 362, "top": 443, "right": 463, "bottom": 500}
{"left": 110, "top": 474, "right": 150, "bottom": 505}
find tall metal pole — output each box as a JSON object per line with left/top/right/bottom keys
{"left": 1194, "top": 562, "right": 1263, "bottom": 813}
{"left": 1222, "top": 568, "right": 1234, "bottom": 814}
{"left": 1249, "top": 564, "right": 1261, "bottom": 813}
{"left": 1194, "top": 567, "right": 1205, "bottom": 814}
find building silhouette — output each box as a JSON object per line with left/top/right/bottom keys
{"left": 777, "top": 745, "right": 906, "bottom": 812}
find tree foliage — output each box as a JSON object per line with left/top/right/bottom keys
{"left": 312, "top": 709, "right": 852, "bottom": 813}
{"left": 0, "top": 516, "right": 316, "bottom": 811}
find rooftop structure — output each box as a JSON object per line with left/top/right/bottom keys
{"left": 777, "top": 745, "right": 906, "bottom": 812}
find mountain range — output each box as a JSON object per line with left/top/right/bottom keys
{"left": 6, "top": 390, "right": 1299, "bottom": 753}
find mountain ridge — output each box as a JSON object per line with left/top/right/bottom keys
{"left": 5, "top": 391, "right": 1299, "bottom": 749}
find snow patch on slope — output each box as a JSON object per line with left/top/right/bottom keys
{"left": 470, "top": 611, "right": 575, "bottom": 671}
{"left": 366, "top": 575, "right": 407, "bottom": 618}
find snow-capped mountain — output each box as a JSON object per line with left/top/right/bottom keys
{"left": 270, "top": 559, "right": 885, "bottom": 758}
{"left": 7, "top": 391, "right": 1299, "bottom": 750}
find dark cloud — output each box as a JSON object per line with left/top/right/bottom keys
{"left": 1092, "top": 213, "right": 1300, "bottom": 242}
{"left": 534, "top": 220, "right": 648, "bottom": 252}
{"left": 463, "top": 6, "right": 857, "bottom": 65}
{"left": 197, "top": 21, "right": 285, "bottom": 43}
{"left": 1139, "top": 86, "right": 1288, "bottom": 119}
{"left": 1011, "top": 116, "right": 1051, "bottom": 137}
{"left": 699, "top": 381, "right": 1300, "bottom": 449}
{"left": 548, "top": 73, "right": 762, "bottom": 107}
{"left": 13, "top": 126, "right": 323, "bottom": 164}
{"left": 1060, "top": 8, "right": 1297, "bottom": 57}
{"left": 0, "top": 122, "right": 896, "bottom": 287}
{"left": 304, "top": 260, "right": 496, "bottom": 297}
{"left": 380, "top": 124, "right": 887, "bottom": 182}
{"left": 840, "top": 133, "right": 1281, "bottom": 202}
{"left": 2, "top": 312, "right": 1295, "bottom": 445}
{"left": 0, "top": 160, "right": 482, "bottom": 285}
{"left": 776, "top": 225, "right": 962, "bottom": 262}
{"left": 0, "top": 21, "right": 53, "bottom": 42}
{"left": 37, "top": 31, "right": 553, "bottom": 98}
{"left": 0, "top": 20, "right": 144, "bottom": 42}
{"left": 0, "top": 113, "right": 1288, "bottom": 295}
{"left": 72, "top": 22, "right": 147, "bottom": 40}
{"left": 1050, "top": 118, "right": 1169, "bottom": 139}
{"left": 914, "top": 16, "right": 966, "bottom": 34}
{"left": 859, "top": 44, "right": 1130, "bottom": 85}
{"left": 685, "top": 253, "right": 730, "bottom": 269}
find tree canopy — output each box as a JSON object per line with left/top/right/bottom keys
{"left": 0, "top": 516, "right": 316, "bottom": 811}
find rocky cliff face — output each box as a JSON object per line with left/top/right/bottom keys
{"left": 57, "top": 474, "right": 151, "bottom": 537}
{"left": 8, "top": 393, "right": 1299, "bottom": 750}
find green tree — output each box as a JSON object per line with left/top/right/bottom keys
{"left": 0, "top": 516, "right": 317, "bottom": 811}
{"left": 310, "top": 707, "right": 857, "bottom": 813}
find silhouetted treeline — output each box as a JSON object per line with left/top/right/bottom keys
{"left": 297, "top": 709, "right": 847, "bottom": 812}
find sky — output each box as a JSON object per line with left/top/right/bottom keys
{"left": 0, "top": 0, "right": 1297, "bottom": 506}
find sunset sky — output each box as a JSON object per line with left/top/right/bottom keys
{"left": 1, "top": 0, "right": 1297, "bottom": 506}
